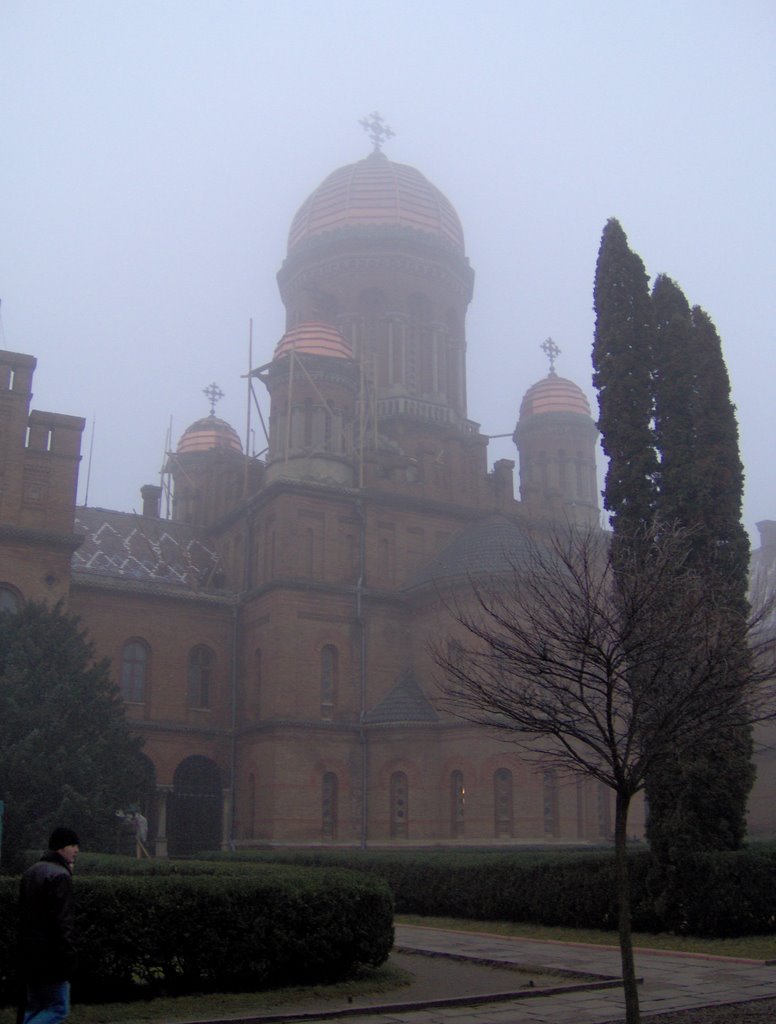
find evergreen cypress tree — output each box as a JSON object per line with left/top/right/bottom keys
{"left": 690, "top": 305, "right": 750, "bottom": 593}
{"left": 645, "top": 292, "right": 753, "bottom": 858}
{"left": 652, "top": 274, "right": 699, "bottom": 527}
{"left": 592, "top": 219, "right": 658, "bottom": 542}
{"left": 592, "top": 226, "right": 755, "bottom": 859}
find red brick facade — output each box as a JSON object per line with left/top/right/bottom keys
{"left": 1, "top": 150, "right": 658, "bottom": 854}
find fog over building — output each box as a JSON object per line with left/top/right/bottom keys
{"left": 2, "top": 132, "right": 774, "bottom": 853}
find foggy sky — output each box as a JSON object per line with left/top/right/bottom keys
{"left": 1, "top": 1, "right": 774, "bottom": 544}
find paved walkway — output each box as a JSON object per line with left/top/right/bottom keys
{"left": 256, "top": 924, "right": 776, "bottom": 1024}
{"left": 388, "top": 924, "right": 776, "bottom": 1022}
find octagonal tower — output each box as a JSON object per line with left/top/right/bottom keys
{"left": 276, "top": 146, "right": 475, "bottom": 436}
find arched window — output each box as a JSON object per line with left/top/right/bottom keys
{"left": 390, "top": 771, "right": 408, "bottom": 839}
{"left": 188, "top": 645, "right": 214, "bottom": 709}
{"left": 0, "top": 585, "right": 21, "bottom": 614}
{"left": 494, "top": 768, "right": 514, "bottom": 838}
{"left": 450, "top": 770, "right": 465, "bottom": 838}
{"left": 321, "top": 644, "right": 338, "bottom": 716}
{"left": 322, "top": 771, "right": 338, "bottom": 841}
{"left": 120, "top": 640, "right": 148, "bottom": 703}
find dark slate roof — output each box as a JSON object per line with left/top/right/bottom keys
{"left": 405, "top": 514, "right": 535, "bottom": 592}
{"left": 72, "top": 507, "right": 223, "bottom": 592}
{"left": 364, "top": 671, "right": 439, "bottom": 725}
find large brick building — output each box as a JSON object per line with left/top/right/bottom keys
{"left": 5, "top": 140, "right": 769, "bottom": 853}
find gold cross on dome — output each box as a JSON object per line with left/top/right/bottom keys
{"left": 541, "top": 338, "right": 561, "bottom": 374}
{"left": 203, "top": 382, "right": 224, "bottom": 416}
{"left": 359, "top": 111, "right": 395, "bottom": 153}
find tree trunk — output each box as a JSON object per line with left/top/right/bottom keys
{"left": 615, "top": 788, "right": 640, "bottom": 1024}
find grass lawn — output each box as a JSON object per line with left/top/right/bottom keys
{"left": 0, "top": 961, "right": 411, "bottom": 1024}
{"left": 396, "top": 915, "right": 776, "bottom": 961}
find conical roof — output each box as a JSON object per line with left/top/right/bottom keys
{"left": 406, "top": 515, "right": 535, "bottom": 591}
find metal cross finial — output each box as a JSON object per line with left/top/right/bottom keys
{"left": 203, "top": 382, "right": 224, "bottom": 417}
{"left": 359, "top": 111, "right": 395, "bottom": 153}
{"left": 541, "top": 338, "right": 561, "bottom": 374}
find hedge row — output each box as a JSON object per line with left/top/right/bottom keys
{"left": 203, "top": 847, "right": 776, "bottom": 938}
{"left": 0, "top": 863, "right": 393, "bottom": 1005}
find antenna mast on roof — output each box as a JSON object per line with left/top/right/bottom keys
{"left": 160, "top": 416, "right": 173, "bottom": 519}
{"left": 82, "top": 415, "right": 95, "bottom": 506}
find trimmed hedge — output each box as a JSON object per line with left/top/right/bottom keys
{"left": 0, "top": 863, "right": 393, "bottom": 1005}
{"left": 204, "top": 847, "right": 776, "bottom": 938}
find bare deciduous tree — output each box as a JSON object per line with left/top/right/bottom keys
{"left": 433, "top": 522, "right": 776, "bottom": 1024}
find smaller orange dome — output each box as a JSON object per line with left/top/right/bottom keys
{"left": 273, "top": 322, "right": 353, "bottom": 361}
{"left": 177, "top": 416, "right": 243, "bottom": 454}
{"left": 519, "top": 372, "right": 592, "bottom": 419}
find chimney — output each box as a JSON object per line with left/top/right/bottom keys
{"left": 141, "top": 484, "right": 162, "bottom": 519}
{"left": 756, "top": 520, "right": 776, "bottom": 554}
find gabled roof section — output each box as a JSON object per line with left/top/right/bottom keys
{"left": 72, "top": 507, "right": 223, "bottom": 592}
{"left": 364, "top": 671, "right": 439, "bottom": 725}
{"left": 405, "top": 514, "right": 534, "bottom": 592}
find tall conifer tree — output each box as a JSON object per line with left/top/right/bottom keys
{"left": 593, "top": 227, "right": 754, "bottom": 859}
{"left": 646, "top": 287, "right": 753, "bottom": 857}
{"left": 592, "top": 219, "right": 658, "bottom": 544}
{"left": 652, "top": 275, "right": 698, "bottom": 526}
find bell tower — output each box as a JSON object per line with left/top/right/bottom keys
{"left": 275, "top": 120, "right": 475, "bottom": 438}
{"left": 514, "top": 340, "right": 600, "bottom": 526}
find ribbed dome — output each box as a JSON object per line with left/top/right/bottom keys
{"left": 177, "top": 415, "right": 242, "bottom": 454}
{"left": 274, "top": 322, "right": 353, "bottom": 361}
{"left": 519, "top": 372, "right": 592, "bottom": 419}
{"left": 288, "top": 151, "right": 465, "bottom": 254}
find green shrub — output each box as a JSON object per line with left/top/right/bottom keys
{"left": 204, "top": 846, "right": 776, "bottom": 938}
{"left": 0, "top": 864, "right": 393, "bottom": 1005}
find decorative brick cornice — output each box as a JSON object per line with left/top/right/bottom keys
{"left": 70, "top": 572, "right": 236, "bottom": 605}
{"left": 0, "top": 524, "right": 84, "bottom": 552}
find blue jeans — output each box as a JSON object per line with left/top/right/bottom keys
{"left": 23, "top": 980, "right": 70, "bottom": 1023}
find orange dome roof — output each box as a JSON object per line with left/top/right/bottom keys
{"left": 519, "top": 372, "right": 592, "bottom": 419}
{"left": 273, "top": 322, "right": 353, "bottom": 361}
{"left": 288, "top": 152, "right": 464, "bottom": 254}
{"left": 177, "top": 415, "right": 242, "bottom": 454}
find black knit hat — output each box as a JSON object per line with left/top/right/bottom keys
{"left": 48, "top": 827, "right": 80, "bottom": 850}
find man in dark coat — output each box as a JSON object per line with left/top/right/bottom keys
{"left": 18, "top": 827, "right": 79, "bottom": 1023}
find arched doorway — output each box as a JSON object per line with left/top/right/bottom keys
{"left": 168, "top": 755, "right": 222, "bottom": 856}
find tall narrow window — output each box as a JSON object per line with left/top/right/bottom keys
{"left": 494, "top": 768, "right": 514, "bottom": 838}
{"left": 450, "top": 770, "right": 465, "bottom": 838}
{"left": 188, "top": 645, "right": 214, "bottom": 709}
{"left": 247, "top": 773, "right": 256, "bottom": 839}
{"left": 597, "top": 782, "right": 612, "bottom": 838}
{"left": 321, "top": 644, "right": 338, "bottom": 717}
{"left": 322, "top": 772, "right": 338, "bottom": 841}
{"left": 254, "top": 648, "right": 262, "bottom": 719}
{"left": 543, "top": 769, "right": 559, "bottom": 838}
{"left": 120, "top": 640, "right": 148, "bottom": 703}
{"left": 390, "top": 771, "right": 409, "bottom": 839}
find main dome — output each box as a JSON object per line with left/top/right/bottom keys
{"left": 287, "top": 151, "right": 465, "bottom": 254}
